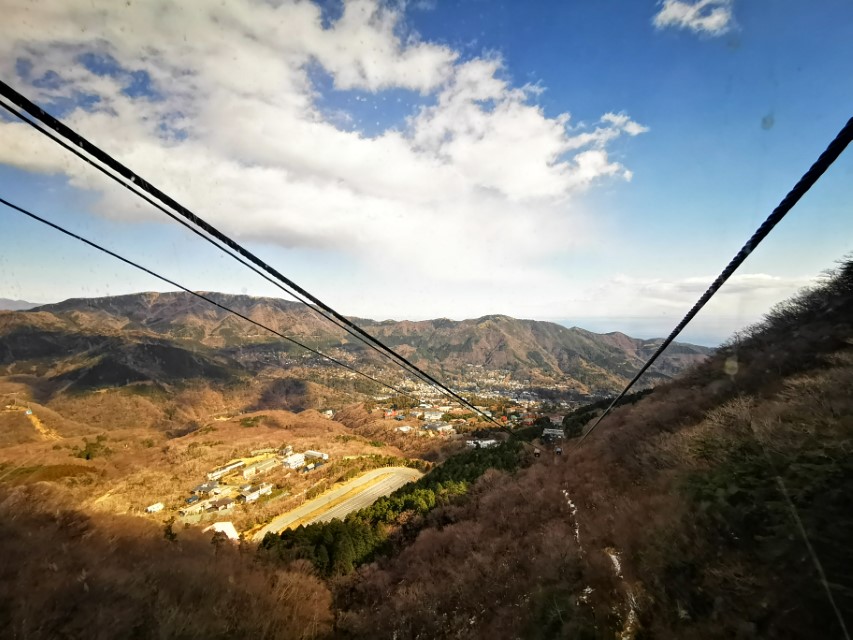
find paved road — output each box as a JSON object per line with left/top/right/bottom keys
{"left": 253, "top": 466, "right": 422, "bottom": 541}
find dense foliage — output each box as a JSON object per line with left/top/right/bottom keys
{"left": 561, "top": 389, "right": 652, "bottom": 437}
{"left": 337, "top": 257, "right": 853, "bottom": 639}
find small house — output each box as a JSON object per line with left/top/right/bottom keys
{"left": 282, "top": 453, "right": 306, "bottom": 469}
{"left": 242, "top": 457, "right": 278, "bottom": 479}
{"left": 192, "top": 481, "right": 219, "bottom": 495}
{"left": 239, "top": 482, "right": 273, "bottom": 503}
{"left": 208, "top": 497, "right": 235, "bottom": 512}
{"left": 145, "top": 502, "right": 164, "bottom": 514}
{"left": 179, "top": 502, "right": 206, "bottom": 516}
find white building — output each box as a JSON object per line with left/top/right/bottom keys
{"left": 423, "top": 410, "right": 444, "bottom": 421}
{"left": 242, "top": 457, "right": 278, "bottom": 479}
{"left": 179, "top": 502, "right": 207, "bottom": 516}
{"left": 207, "top": 460, "right": 246, "bottom": 481}
{"left": 282, "top": 453, "right": 306, "bottom": 469}
{"left": 239, "top": 483, "right": 273, "bottom": 503}
{"left": 395, "top": 425, "right": 413, "bottom": 433}
{"left": 145, "top": 502, "right": 164, "bottom": 514}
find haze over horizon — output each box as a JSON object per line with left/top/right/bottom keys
{"left": 1, "top": 0, "right": 851, "bottom": 347}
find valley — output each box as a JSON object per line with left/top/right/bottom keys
{"left": 0, "top": 292, "right": 710, "bottom": 538}
{"left": 1, "top": 268, "right": 850, "bottom": 639}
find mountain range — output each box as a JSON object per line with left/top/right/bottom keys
{"left": 0, "top": 291, "right": 711, "bottom": 398}
{"left": 0, "top": 298, "right": 40, "bottom": 311}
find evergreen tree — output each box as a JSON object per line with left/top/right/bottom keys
{"left": 314, "top": 544, "right": 330, "bottom": 574}
{"left": 331, "top": 530, "right": 355, "bottom": 575}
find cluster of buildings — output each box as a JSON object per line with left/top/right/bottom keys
{"left": 282, "top": 449, "right": 329, "bottom": 472}
{"left": 145, "top": 444, "right": 331, "bottom": 518}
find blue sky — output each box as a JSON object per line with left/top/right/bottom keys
{"left": 0, "top": 0, "right": 851, "bottom": 346}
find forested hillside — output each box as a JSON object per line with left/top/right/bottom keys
{"left": 0, "top": 259, "right": 849, "bottom": 639}
{"left": 336, "top": 257, "right": 853, "bottom": 638}
{"left": 2, "top": 292, "right": 709, "bottom": 395}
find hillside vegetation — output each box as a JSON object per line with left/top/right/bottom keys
{"left": 261, "top": 441, "right": 526, "bottom": 577}
{"left": 2, "top": 292, "right": 710, "bottom": 397}
{"left": 0, "top": 483, "right": 332, "bottom": 639}
{"left": 336, "top": 257, "right": 853, "bottom": 639}
{"left": 0, "top": 259, "right": 849, "bottom": 639}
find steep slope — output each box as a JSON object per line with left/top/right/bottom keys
{"left": 0, "top": 483, "right": 333, "bottom": 639}
{"left": 337, "top": 257, "right": 853, "bottom": 639}
{"left": 0, "top": 321, "right": 243, "bottom": 393}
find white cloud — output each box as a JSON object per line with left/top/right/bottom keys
{"left": 586, "top": 273, "right": 816, "bottom": 317}
{"left": 0, "top": 0, "right": 646, "bottom": 299}
{"left": 653, "top": 0, "right": 735, "bottom": 36}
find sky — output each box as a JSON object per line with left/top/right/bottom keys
{"left": 0, "top": 0, "right": 851, "bottom": 346}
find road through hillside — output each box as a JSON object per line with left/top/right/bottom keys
{"left": 253, "top": 466, "right": 422, "bottom": 541}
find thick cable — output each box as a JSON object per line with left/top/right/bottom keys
{"left": 0, "top": 97, "right": 432, "bottom": 397}
{"left": 577, "top": 116, "right": 853, "bottom": 446}
{"left": 0, "top": 81, "right": 499, "bottom": 425}
{"left": 0, "top": 195, "right": 416, "bottom": 401}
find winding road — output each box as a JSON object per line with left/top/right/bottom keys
{"left": 253, "top": 466, "right": 422, "bottom": 541}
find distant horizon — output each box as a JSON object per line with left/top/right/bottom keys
{"left": 1, "top": 0, "right": 850, "bottom": 352}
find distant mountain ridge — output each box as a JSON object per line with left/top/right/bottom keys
{"left": 5, "top": 291, "right": 711, "bottom": 395}
{"left": 0, "top": 298, "right": 40, "bottom": 311}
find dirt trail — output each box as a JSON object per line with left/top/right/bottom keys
{"left": 26, "top": 410, "right": 61, "bottom": 440}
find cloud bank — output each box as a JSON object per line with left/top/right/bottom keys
{"left": 0, "top": 0, "right": 646, "bottom": 288}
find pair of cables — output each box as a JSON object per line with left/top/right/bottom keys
{"left": 0, "top": 79, "right": 503, "bottom": 426}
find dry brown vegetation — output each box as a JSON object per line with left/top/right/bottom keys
{"left": 0, "top": 406, "right": 412, "bottom": 518}
{"left": 0, "top": 262, "right": 849, "bottom": 639}
{"left": 0, "top": 483, "right": 332, "bottom": 639}
{"left": 334, "top": 404, "right": 466, "bottom": 461}
{"left": 333, "top": 258, "right": 853, "bottom": 639}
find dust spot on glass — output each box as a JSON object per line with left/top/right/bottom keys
{"left": 724, "top": 356, "right": 738, "bottom": 376}
{"left": 761, "top": 114, "right": 775, "bottom": 130}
